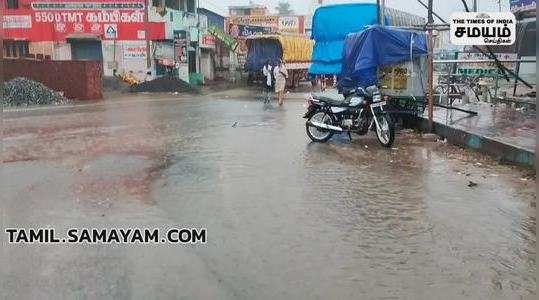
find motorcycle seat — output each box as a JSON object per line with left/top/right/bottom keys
{"left": 312, "top": 92, "right": 349, "bottom": 106}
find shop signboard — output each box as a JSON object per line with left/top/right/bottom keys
{"left": 279, "top": 16, "right": 302, "bottom": 34}
{"left": 229, "top": 15, "right": 305, "bottom": 35}
{"left": 229, "top": 15, "right": 279, "bottom": 29}
{"left": 201, "top": 34, "right": 216, "bottom": 48}
{"left": 2, "top": 15, "right": 32, "bottom": 29}
{"left": 3, "top": 0, "right": 165, "bottom": 41}
{"left": 229, "top": 24, "right": 274, "bottom": 38}
{"left": 173, "top": 32, "right": 188, "bottom": 64}
{"left": 456, "top": 52, "right": 517, "bottom": 77}
{"left": 123, "top": 42, "right": 146, "bottom": 59}
{"left": 510, "top": 0, "right": 536, "bottom": 13}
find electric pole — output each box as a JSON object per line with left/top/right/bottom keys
{"left": 376, "top": 0, "right": 380, "bottom": 24}
{"left": 144, "top": 0, "right": 151, "bottom": 68}
{"left": 427, "top": 0, "right": 434, "bottom": 131}
{"left": 381, "top": 0, "right": 385, "bottom": 26}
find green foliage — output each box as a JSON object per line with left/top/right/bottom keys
{"left": 275, "top": 1, "right": 294, "bottom": 15}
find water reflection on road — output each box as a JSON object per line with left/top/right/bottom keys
{"left": 2, "top": 94, "right": 536, "bottom": 299}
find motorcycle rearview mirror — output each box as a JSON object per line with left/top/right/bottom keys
{"left": 356, "top": 87, "right": 367, "bottom": 96}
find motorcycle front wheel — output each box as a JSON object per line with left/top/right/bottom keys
{"left": 374, "top": 113, "right": 395, "bottom": 148}
{"left": 306, "top": 111, "right": 334, "bottom": 143}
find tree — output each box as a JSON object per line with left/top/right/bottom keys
{"left": 275, "top": 1, "right": 294, "bottom": 16}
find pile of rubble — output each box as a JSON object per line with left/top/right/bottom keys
{"left": 130, "top": 76, "right": 198, "bottom": 94}
{"left": 2, "top": 77, "right": 69, "bottom": 107}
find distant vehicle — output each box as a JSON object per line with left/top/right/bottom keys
{"left": 309, "top": 3, "right": 425, "bottom": 77}
{"left": 244, "top": 35, "right": 313, "bottom": 88}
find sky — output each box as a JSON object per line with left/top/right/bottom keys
{"left": 203, "top": 0, "right": 509, "bottom": 21}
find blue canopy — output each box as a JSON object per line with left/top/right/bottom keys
{"left": 309, "top": 3, "right": 387, "bottom": 75}
{"left": 310, "top": 3, "right": 379, "bottom": 42}
{"left": 245, "top": 39, "right": 282, "bottom": 73}
{"left": 340, "top": 26, "right": 428, "bottom": 88}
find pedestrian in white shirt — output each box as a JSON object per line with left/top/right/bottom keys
{"left": 273, "top": 59, "right": 288, "bottom": 106}
{"left": 262, "top": 60, "right": 273, "bottom": 103}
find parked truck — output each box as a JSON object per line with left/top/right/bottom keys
{"left": 245, "top": 35, "right": 314, "bottom": 88}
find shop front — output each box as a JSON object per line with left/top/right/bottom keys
{"left": 3, "top": 0, "right": 165, "bottom": 79}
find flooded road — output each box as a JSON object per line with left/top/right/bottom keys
{"left": 1, "top": 92, "right": 536, "bottom": 299}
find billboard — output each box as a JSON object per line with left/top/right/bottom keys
{"left": 229, "top": 15, "right": 279, "bottom": 28}
{"left": 3, "top": 0, "right": 165, "bottom": 41}
{"left": 456, "top": 52, "right": 517, "bottom": 77}
{"left": 279, "top": 16, "right": 304, "bottom": 34}
{"left": 228, "top": 15, "right": 305, "bottom": 35}
{"left": 510, "top": 0, "right": 536, "bottom": 13}
{"left": 229, "top": 24, "right": 275, "bottom": 38}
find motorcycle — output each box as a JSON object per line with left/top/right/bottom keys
{"left": 303, "top": 84, "right": 395, "bottom": 147}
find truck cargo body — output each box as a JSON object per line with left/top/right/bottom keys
{"left": 310, "top": 3, "right": 425, "bottom": 76}
{"left": 245, "top": 35, "right": 313, "bottom": 88}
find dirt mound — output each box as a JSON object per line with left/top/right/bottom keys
{"left": 102, "top": 76, "right": 132, "bottom": 93}
{"left": 2, "top": 77, "right": 69, "bottom": 107}
{"left": 130, "top": 76, "right": 199, "bottom": 94}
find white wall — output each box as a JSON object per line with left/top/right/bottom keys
{"left": 102, "top": 40, "right": 155, "bottom": 81}
{"left": 53, "top": 43, "right": 72, "bottom": 60}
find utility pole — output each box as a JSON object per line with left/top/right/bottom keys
{"left": 144, "top": 0, "right": 151, "bottom": 68}
{"left": 427, "top": 0, "right": 434, "bottom": 131}
{"left": 381, "top": 0, "right": 385, "bottom": 26}
{"left": 376, "top": 0, "right": 380, "bottom": 24}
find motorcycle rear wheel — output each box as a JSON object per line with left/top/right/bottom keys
{"left": 306, "top": 112, "right": 334, "bottom": 143}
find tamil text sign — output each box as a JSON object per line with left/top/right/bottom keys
{"left": 3, "top": 15, "right": 32, "bottom": 29}
{"left": 3, "top": 1, "right": 164, "bottom": 42}
{"left": 123, "top": 42, "right": 146, "bottom": 59}
{"left": 229, "top": 15, "right": 279, "bottom": 29}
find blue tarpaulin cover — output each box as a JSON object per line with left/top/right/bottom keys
{"left": 309, "top": 3, "right": 384, "bottom": 75}
{"left": 340, "top": 25, "right": 427, "bottom": 88}
{"left": 245, "top": 39, "right": 282, "bottom": 72}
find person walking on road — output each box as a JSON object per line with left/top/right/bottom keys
{"left": 274, "top": 59, "right": 288, "bottom": 106}
{"left": 262, "top": 60, "right": 274, "bottom": 103}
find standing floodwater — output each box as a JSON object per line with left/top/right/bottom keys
{"left": 1, "top": 92, "right": 535, "bottom": 299}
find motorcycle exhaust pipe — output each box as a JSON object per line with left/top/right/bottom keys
{"left": 307, "top": 121, "right": 343, "bottom": 132}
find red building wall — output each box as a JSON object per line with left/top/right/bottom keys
{"left": 3, "top": 0, "right": 165, "bottom": 41}
{"left": 4, "top": 59, "right": 104, "bottom": 100}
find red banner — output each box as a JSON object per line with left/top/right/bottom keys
{"left": 3, "top": 0, "right": 165, "bottom": 41}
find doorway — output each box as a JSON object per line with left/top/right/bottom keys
{"left": 68, "top": 39, "right": 103, "bottom": 61}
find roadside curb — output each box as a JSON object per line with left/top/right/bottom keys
{"left": 417, "top": 116, "right": 535, "bottom": 169}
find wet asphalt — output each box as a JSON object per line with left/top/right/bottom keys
{"left": 1, "top": 91, "right": 536, "bottom": 299}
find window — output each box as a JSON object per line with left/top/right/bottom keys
{"left": 165, "top": 0, "right": 178, "bottom": 10}
{"left": 186, "top": 0, "right": 195, "bottom": 13}
{"left": 3, "top": 40, "right": 29, "bottom": 58}
{"left": 6, "top": 0, "right": 18, "bottom": 9}
{"left": 17, "top": 42, "right": 29, "bottom": 57}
